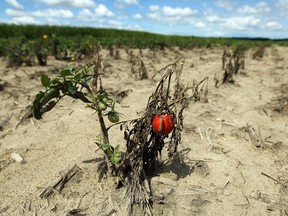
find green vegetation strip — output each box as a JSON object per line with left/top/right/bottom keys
{"left": 1, "top": 23, "right": 287, "bottom": 50}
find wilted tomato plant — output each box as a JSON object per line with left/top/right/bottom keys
{"left": 32, "top": 56, "right": 197, "bottom": 215}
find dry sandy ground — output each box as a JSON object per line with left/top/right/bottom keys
{"left": 0, "top": 46, "right": 288, "bottom": 216}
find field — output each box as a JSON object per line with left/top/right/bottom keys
{"left": 0, "top": 25, "right": 288, "bottom": 216}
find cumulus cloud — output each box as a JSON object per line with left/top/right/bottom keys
{"left": 77, "top": 9, "right": 95, "bottom": 22}
{"left": 148, "top": 5, "right": 197, "bottom": 24}
{"left": 5, "top": 0, "right": 24, "bottom": 9}
{"left": 5, "top": 9, "right": 26, "bottom": 17}
{"left": 194, "top": 21, "right": 205, "bottom": 28}
{"left": 206, "top": 15, "right": 221, "bottom": 23}
{"left": 275, "top": 0, "right": 288, "bottom": 17}
{"left": 95, "top": 4, "right": 114, "bottom": 17}
{"left": 149, "top": 5, "right": 160, "bottom": 12}
{"left": 149, "top": 5, "right": 197, "bottom": 17}
{"left": 107, "top": 20, "right": 122, "bottom": 26}
{"left": 204, "top": 11, "right": 264, "bottom": 31}
{"left": 162, "top": 6, "right": 196, "bottom": 16}
{"left": 266, "top": 21, "right": 283, "bottom": 30}
{"left": 6, "top": 8, "right": 74, "bottom": 22}
{"left": 114, "top": 0, "right": 139, "bottom": 8}
{"left": 225, "top": 16, "right": 261, "bottom": 30}
{"left": 214, "top": 0, "right": 234, "bottom": 11}
{"left": 133, "top": 13, "right": 142, "bottom": 19}
{"left": 39, "top": 0, "right": 96, "bottom": 8}
{"left": 12, "top": 16, "right": 38, "bottom": 24}
{"left": 46, "top": 17, "right": 58, "bottom": 24}
{"left": 238, "top": 1, "right": 270, "bottom": 14}
{"left": 120, "top": 0, "right": 139, "bottom": 4}
{"left": 276, "top": 0, "right": 288, "bottom": 8}
{"left": 77, "top": 5, "right": 114, "bottom": 23}
{"left": 32, "top": 9, "right": 73, "bottom": 18}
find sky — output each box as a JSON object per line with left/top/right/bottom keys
{"left": 0, "top": 0, "right": 287, "bottom": 39}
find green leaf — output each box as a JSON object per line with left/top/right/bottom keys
{"left": 83, "top": 75, "right": 93, "bottom": 83}
{"left": 75, "top": 66, "right": 86, "bottom": 75}
{"left": 101, "top": 143, "right": 110, "bottom": 151}
{"left": 95, "top": 134, "right": 104, "bottom": 143}
{"left": 41, "top": 74, "right": 51, "bottom": 87}
{"left": 32, "top": 88, "right": 60, "bottom": 120}
{"left": 68, "top": 86, "right": 77, "bottom": 95}
{"left": 74, "top": 73, "right": 82, "bottom": 82}
{"left": 111, "top": 155, "right": 121, "bottom": 165}
{"left": 87, "top": 64, "right": 95, "bottom": 72}
{"left": 60, "top": 69, "right": 72, "bottom": 78}
{"left": 68, "top": 91, "right": 91, "bottom": 103}
{"left": 115, "top": 145, "right": 120, "bottom": 153}
{"left": 41, "top": 101, "right": 57, "bottom": 113}
{"left": 107, "top": 151, "right": 113, "bottom": 157}
{"left": 51, "top": 78, "right": 60, "bottom": 85}
{"left": 32, "top": 91, "right": 45, "bottom": 119}
{"left": 114, "top": 151, "right": 121, "bottom": 157}
{"left": 40, "top": 88, "right": 60, "bottom": 106}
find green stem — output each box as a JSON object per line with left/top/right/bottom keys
{"left": 96, "top": 108, "right": 117, "bottom": 175}
{"left": 97, "top": 109, "right": 109, "bottom": 145}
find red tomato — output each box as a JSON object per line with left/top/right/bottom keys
{"left": 152, "top": 114, "right": 175, "bottom": 135}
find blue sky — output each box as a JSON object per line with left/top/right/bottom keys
{"left": 1, "top": 0, "right": 287, "bottom": 39}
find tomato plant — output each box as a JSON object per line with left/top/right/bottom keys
{"left": 32, "top": 63, "right": 123, "bottom": 170}
{"left": 152, "top": 113, "right": 175, "bottom": 135}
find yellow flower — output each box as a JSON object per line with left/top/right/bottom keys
{"left": 43, "top": 34, "right": 48, "bottom": 40}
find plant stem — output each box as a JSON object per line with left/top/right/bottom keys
{"left": 96, "top": 109, "right": 117, "bottom": 175}
{"left": 97, "top": 109, "right": 109, "bottom": 145}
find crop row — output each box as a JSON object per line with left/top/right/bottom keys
{"left": 0, "top": 23, "right": 287, "bottom": 67}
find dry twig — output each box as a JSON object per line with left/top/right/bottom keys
{"left": 246, "top": 124, "right": 262, "bottom": 147}
{"left": 261, "top": 172, "right": 288, "bottom": 188}
{"left": 40, "top": 164, "right": 81, "bottom": 198}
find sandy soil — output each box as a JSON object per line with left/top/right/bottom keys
{"left": 0, "top": 46, "right": 288, "bottom": 216}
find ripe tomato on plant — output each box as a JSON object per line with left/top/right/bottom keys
{"left": 152, "top": 113, "right": 175, "bottom": 135}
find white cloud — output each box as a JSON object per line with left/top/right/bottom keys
{"left": 39, "top": 0, "right": 96, "bottom": 8}
{"left": 5, "top": 0, "right": 24, "bottom": 9}
{"left": 238, "top": 2, "right": 270, "bottom": 14}
{"left": 46, "top": 17, "right": 58, "bottom": 24}
{"left": 12, "top": 16, "right": 38, "bottom": 24}
{"left": 148, "top": 5, "right": 197, "bottom": 25}
{"left": 32, "top": 9, "right": 73, "bottom": 18}
{"left": 133, "top": 13, "right": 142, "bottom": 19}
{"left": 266, "top": 21, "right": 283, "bottom": 30}
{"left": 204, "top": 11, "right": 263, "bottom": 31}
{"left": 121, "top": 0, "right": 138, "bottom": 4}
{"left": 195, "top": 21, "right": 205, "bottom": 28}
{"left": 114, "top": 0, "right": 138, "bottom": 8}
{"left": 107, "top": 20, "right": 122, "bottom": 26}
{"left": 6, "top": 8, "right": 73, "bottom": 22}
{"left": 126, "top": 24, "right": 142, "bottom": 31}
{"left": 225, "top": 16, "right": 261, "bottom": 30}
{"left": 5, "top": 9, "right": 26, "bottom": 17}
{"left": 275, "top": 0, "right": 288, "bottom": 17}
{"left": 77, "top": 9, "right": 95, "bottom": 22}
{"left": 95, "top": 4, "right": 114, "bottom": 17}
{"left": 276, "top": 0, "right": 288, "bottom": 8}
{"left": 148, "top": 5, "right": 197, "bottom": 17}
{"left": 214, "top": 0, "right": 234, "bottom": 11}
{"left": 162, "top": 6, "right": 196, "bottom": 17}
{"left": 206, "top": 15, "right": 221, "bottom": 23}
{"left": 149, "top": 5, "right": 160, "bottom": 12}
{"left": 77, "top": 5, "right": 114, "bottom": 23}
